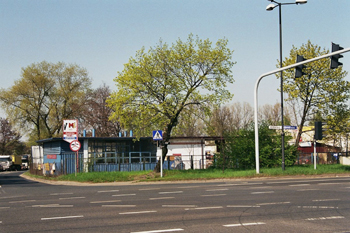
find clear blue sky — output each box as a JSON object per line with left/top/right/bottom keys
{"left": 1, "top": 0, "right": 349, "bottom": 119}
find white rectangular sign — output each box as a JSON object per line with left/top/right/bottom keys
{"left": 63, "top": 119, "right": 78, "bottom": 143}
{"left": 269, "top": 125, "right": 297, "bottom": 130}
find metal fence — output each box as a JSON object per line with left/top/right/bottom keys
{"left": 295, "top": 152, "right": 343, "bottom": 165}
{"left": 29, "top": 154, "right": 206, "bottom": 176}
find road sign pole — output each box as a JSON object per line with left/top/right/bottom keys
{"left": 313, "top": 139, "right": 317, "bottom": 170}
{"left": 75, "top": 152, "right": 77, "bottom": 177}
{"left": 160, "top": 151, "right": 163, "bottom": 178}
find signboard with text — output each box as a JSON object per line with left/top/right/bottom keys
{"left": 63, "top": 119, "right": 78, "bottom": 143}
{"left": 269, "top": 125, "right": 297, "bottom": 130}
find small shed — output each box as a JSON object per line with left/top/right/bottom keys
{"left": 33, "top": 137, "right": 157, "bottom": 175}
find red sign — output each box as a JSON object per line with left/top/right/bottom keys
{"left": 47, "top": 154, "right": 57, "bottom": 159}
{"left": 70, "top": 140, "right": 81, "bottom": 152}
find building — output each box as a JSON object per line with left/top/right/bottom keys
{"left": 31, "top": 136, "right": 219, "bottom": 176}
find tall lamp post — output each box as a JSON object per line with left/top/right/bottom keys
{"left": 266, "top": 0, "right": 307, "bottom": 170}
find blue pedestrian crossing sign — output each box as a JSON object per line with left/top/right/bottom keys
{"left": 153, "top": 130, "right": 163, "bottom": 141}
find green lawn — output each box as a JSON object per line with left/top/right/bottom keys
{"left": 24, "top": 164, "right": 350, "bottom": 183}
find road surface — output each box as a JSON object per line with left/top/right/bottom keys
{"left": 1, "top": 171, "right": 350, "bottom": 232}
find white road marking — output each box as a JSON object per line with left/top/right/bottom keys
{"left": 0, "top": 207, "right": 10, "bottom": 210}
{"left": 50, "top": 193, "right": 73, "bottom": 195}
{"left": 131, "top": 228, "right": 184, "bottom": 233}
{"left": 0, "top": 195, "right": 24, "bottom": 200}
{"left": 162, "top": 205, "right": 197, "bottom": 208}
{"left": 227, "top": 205, "right": 260, "bottom": 208}
{"left": 177, "top": 186, "right": 200, "bottom": 189}
{"left": 224, "top": 222, "right": 266, "bottom": 227}
{"left": 298, "top": 206, "right": 337, "bottom": 209}
{"left": 251, "top": 191, "right": 274, "bottom": 194}
{"left": 139, "top": 188, "right": 160, "bottom": 191}
{"left": 41, "top": 215, "right": 84, "bottom": 221}
{"left": 201, "top": 194, "right": 226, "bottom": 197}
{"left": 59, "top": 197, "right": 85, "bottom": 200}
{"left": 90, "top": 200, "right": 121, "bottom": 204}
{"left": 102, "top": 205, "right": 136, "bottom": 207}
{"left": 257, "top": 202, "right": 290, "bottom": 205}
{"left": 119, "top": 211, "right": 157, "bottom": 215}
{"left": 297, "top": 189, "right": 319, "bottom": 191}
{"left": 159, "top": 191, "right": 183, "bottom": 195}
{"left": 218, "top": 183, "right": 262, "bottom": 186}
{"left": 32, "top": 204, "right": 73, "bottom": 208}
{"left": 185, "top": 206, "right": 223, "bottom": 210}
{"left": 112, "top": 194, "right": 136, "bottom": 197}
{"left": 9, "top": 200, "right": 36, "bottom": 203}
{"left": 206, "top": 188, "right": 229, "bottom": 192}
{"left": 318, "top": 183, "right": 343, "bottom": 185}
{"left": 289, "top": 184, "right": 310, "bottom": 187}
{"left": 248, "top": 186, "right": 270, "bottom": 189}
{"left": 97, "top": 190, "right": 119, "bottom": 193}
{"left": 149, "top": 197, "right": 175, "bottom": 200}
{"left": 306, "top": 216, "right": 344, "bottom": 221}
{"left": 312, "top": 199, "right": 340, "bottom": 202}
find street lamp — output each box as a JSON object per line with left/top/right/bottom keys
{"left": 266, "top": 0, "right": 307, "bottom": 170}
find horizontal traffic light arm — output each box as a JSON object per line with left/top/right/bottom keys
{"left": 254, "top": 46, "right": 350, "bottom": 174}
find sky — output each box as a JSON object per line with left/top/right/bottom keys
{"left": 1, "top": 0, "right": 350, "bottom": 119}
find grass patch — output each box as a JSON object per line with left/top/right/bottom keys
{"left": 24, "top": 164, "right": 350, "bottom": 183}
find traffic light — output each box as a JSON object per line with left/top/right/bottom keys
{"left": 295, "top": 55, "right": 306, "bottom": 78}
{"left": 330, "top": 42, "right": 344, "bottom": 69}
{"left": 314, "top": 121, "right": 323, "bottom": 140}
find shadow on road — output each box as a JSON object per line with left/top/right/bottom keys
{"left": 0, "top": 171, "right": 43, "bottom": 186}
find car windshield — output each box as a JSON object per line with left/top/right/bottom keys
{"left": 0, "top": 157, "right": 11, "bottom": 162}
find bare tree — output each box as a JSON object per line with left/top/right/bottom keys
{"left": 230, "top": 102, "right": 254, "bottom": 130}
{"left": 81, "top": 84, "right": 121, "bottom": 137}
{"left": 0, "top": 118, "right": 27, "bottom": 155}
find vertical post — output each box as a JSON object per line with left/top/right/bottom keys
{"left": 75, "top": 152, "right": 77, "bottom": 177}
{"left": 76, "top": 151, "right": 79, "bottom": 174}
{"left": 160, "top": 150, "right": 163, "bottom": 178}
{"left": 201, "top": 138, "right": 204, "bottom": 169}
{"left": 313, "top": 139, "right": 317, "bottom": 170}
{"left": 278, "top": 4, "right": 285, "bottom": 171}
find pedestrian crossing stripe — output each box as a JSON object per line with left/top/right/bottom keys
{"left": 153, "top": 130, "right": 163, "bottom": 140}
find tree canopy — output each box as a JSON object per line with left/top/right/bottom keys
{"left": 0, "top": 61, "right": 91, "bottom": 142}
{"left": 107, "top": 34, "right": 235, "bottom": 171}
{"left": 280, "top": 41, "right": 350, "bottom": 145}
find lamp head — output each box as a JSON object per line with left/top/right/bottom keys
{"left": 296, "top": 0, "right": 307, "bottom": 4}
{"left": 266, "top": 3, "right": 277, "bottom": 11}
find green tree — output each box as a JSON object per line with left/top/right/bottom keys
{"left": 0, "top": 61, "right": 91, "bottom": 142}
{"left": 280, "top": 41, "right": 350, "bottom": 145}
{"left": 221, "top": 122, "right": 297, "bottom": 170}
{"left": 107, "top": 34, "right": 235, "bottom": 172}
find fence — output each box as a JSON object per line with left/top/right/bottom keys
{"left": 29, "top": 154, "right": 206, "bottom": 176}
{"left": 295, "top": 151, "right": 343, "bottom": 165}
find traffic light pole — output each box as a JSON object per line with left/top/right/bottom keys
{"left": 254, "top": 47, "right": 350, "bottom": 174}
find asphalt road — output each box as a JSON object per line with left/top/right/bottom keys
{"left": 1, "top": 171, "right": 350, "bottom": 233}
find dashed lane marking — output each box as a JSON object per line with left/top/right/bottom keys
{"left": 149, "top": 197, "right": 175, "bottom": 200}
{"left": 50, "top": 193, "right": 73, "bottom": 195}
{"left": 59, "top": 197, "right": 85, "bottom": 200}
{"left": 306, "top": 216, "right": 344, "bottom": 221}
{"left": 97, "top": 190, "right": 119, "bottom": 193}
{"left": 41, "top": 215, "right": 84, "bottom": 221}
{"left": 257, "top": 202, "right": 290, "bottom": 205}
{"left": 159, "top": 191, "right": 183, "bottom": 195}
{"left": 90, "top": 200, "right": 121, "bottom": 204}
{"left": 131, "top": 228, "right": 184, "bottom": 233}
{"left": 119, "top": 211, "right": 157, "bottom": 215}
{"left": 224, "top": 222, "right": 266, "bottom": 227}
